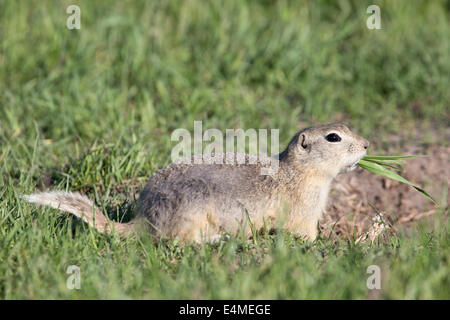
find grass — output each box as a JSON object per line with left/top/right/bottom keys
{"left": 359, "top": 155, "right": 437, "bottom": 204}
{"left": 0, "top": 0, "right": 449, "bottom": 299}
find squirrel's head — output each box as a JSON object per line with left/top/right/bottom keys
{"left": 282, "top": 123, "right": 369, "bottom": 178}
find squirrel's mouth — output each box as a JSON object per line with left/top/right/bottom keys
{"left": 343, "top": 163, "right": 358, "bottom": 172}
{"left": 343, "top": 154, "right": 366, "bottom": 172}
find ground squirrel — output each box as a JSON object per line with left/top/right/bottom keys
{"left": 22, "top": 123, "right": 369, "bottom": 243}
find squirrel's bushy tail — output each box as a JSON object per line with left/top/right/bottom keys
{"left": 21, "top": 191, "right": 133, "bottom": 235}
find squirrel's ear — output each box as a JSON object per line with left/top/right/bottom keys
{"left": 297, "top": 133, "right": 311, "bottom": 152}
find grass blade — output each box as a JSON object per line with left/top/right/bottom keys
{"left": 365, "top": 159, "right": 403, "bottom": 171}
{"left": 358, "top": 159, "right": 437, "bottom": 205}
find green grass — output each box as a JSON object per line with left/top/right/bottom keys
{"left": 359, "top": 155, "right": 437, "bottom": 204}
{"left": 0, "top": 0, "right": 449, "bottom": 299}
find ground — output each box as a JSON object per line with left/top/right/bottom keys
{"left": 0, "top": 0, "right": 449, "bottom": 299}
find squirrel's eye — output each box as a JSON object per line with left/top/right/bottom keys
{"left": 325, "top": 133, "right": 341, "bottom": 142}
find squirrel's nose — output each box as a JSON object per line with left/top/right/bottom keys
{"left": 363, "top": 140, "right": 370, "bottom": 150}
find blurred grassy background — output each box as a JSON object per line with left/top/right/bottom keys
{"left": 0, "top": 0, "right": 448, "bottom": 299}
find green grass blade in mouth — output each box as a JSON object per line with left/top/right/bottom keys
{"left": 358, "top": 158, "right": 437, "bottom": 205}
{"left": 363, "top": 159, "right": 403, "bottom": 171}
